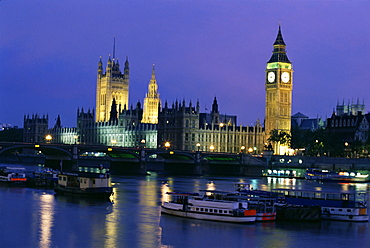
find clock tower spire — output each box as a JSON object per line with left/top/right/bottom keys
{"left": 265, "top": 26, "right": 293, "bottom": 155}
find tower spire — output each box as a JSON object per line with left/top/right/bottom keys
{"left": 268, "top": 26, "right": 290, "bottom": 63}
{"left": 151, "top": 64, "right": 156, "bottom": 80}
{"left": 113, "top": 37, "right": 116, "bottom": 60}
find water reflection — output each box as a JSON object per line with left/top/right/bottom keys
{"left": 38, "top": 194, "right": 55, "bottom": 248}
{"left": 104, "top": 186, "right": 119, "bottom": 248}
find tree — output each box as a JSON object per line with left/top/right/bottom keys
{"left": 0, "top": 128, "right": 23, "bottom": 142}
{"left": 267, "top": 129, "right": 291, "bottom": 154}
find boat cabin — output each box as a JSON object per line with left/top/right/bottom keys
{"left": 272, "top": 189, "right": 367, "bottom": 208}
{"left": 58, "top": 171, "right": 111, "bottom": 189}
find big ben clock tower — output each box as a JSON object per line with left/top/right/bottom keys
{"left": 265, "top": 26, "right": 293, "bottom": 154}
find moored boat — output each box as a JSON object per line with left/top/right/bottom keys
{"left": 234, "top": 182, "right": 321, "bottom": 221}
{"left": 272, "top": 188, "right": 369, "bottom": 222}
{"left": 54, "top": 171, "right": 113, "bottom": 199}
{"left": 0, "top": 166, "right": 27, "bottom": 185}
{"left": 201, "top": 189, "right": 277, "bottom": 221}
{"left": 27, "top": 168, "right": 60, "bottom": 187}
{"left": 161, "top": 192, "right": 257, "bottom": 223}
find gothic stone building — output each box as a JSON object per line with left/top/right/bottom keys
{"left": 157, "top": 97, "right": 265, "bottom": 153}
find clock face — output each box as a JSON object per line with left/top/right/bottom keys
{"left": 281, "top": 72, "right": 290, "bottom": 83}
{"left": 267, "top": 72, "right": 275, "bottom": 83}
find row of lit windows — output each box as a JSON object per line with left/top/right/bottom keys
{"left": 191, "top": 207, "right": 232, "bottom": 215}
{"left": 331, "top": 119, "right": 356, "bottom": 127}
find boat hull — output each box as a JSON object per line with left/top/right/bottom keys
{"left": 161, "top": 206, "right": 256, "bottom": 223}
{"left": 321, "top": 213, "right": 369, "bottom": 222}
{"left": 54, "top": 186, "right": 113, "bottom": 199}
{"left": 321, "top": 207, "right": 368, "bottom": 222}
{"left": 256, "top": 212, "right": 276, "bottom": 221}
{"left": 275, "top": 205, "right": 322, "bottom": 221}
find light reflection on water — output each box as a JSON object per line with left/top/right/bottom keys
{"left": 1, "top": 163, "right": 370, "bottom": 247}
{"left": 38, "top": 194, "right": 55, "bottom": 248}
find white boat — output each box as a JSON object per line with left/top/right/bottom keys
{"left": 161, "top": 192, "right": 257, "bottom": 223}
{"left": 272, "top": 188, "right": 369, "bottom": 222}
{"left": 0, "top": 166, "right": 27, "bottom": 185}
{"left": 200, "top": 189, "right": 276, "bottom": 221}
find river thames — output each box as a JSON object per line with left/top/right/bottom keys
{"left": 1, "top": 163, "right": 370, "bottom": 248}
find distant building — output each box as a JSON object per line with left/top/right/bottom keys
{"left": 23, "top": 114, "right": 48, "bottom": 143}
{"left": 326, "top": 103, "right": 369, "bottom": 145}
{"left": 336, "top": 99, "right": 365, "bottom": 116}
{"left": 291, "top": 112, "right": 325, "bottom": 131}
{"left": 157, "top": 97, "right": 264, "bottom": 153}
{"left": 0, "top": 123, "right": 12, "bottom": 131}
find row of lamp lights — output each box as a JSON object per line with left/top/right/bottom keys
{"left": 44, "top": 134, "right": 257, "bottom": 154}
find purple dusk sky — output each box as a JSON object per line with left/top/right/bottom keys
{"left": 1, "top": 1, "right": 369, "bottom": 128}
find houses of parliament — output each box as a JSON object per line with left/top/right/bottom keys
{"left": 24, "top": 27, "right": 294, "bottom": 155}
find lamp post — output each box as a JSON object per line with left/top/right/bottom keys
{"left": 111, "top": 139, "right": 117, "bottom": 147}
{"left": 141, "top": 139, "right": 146, "bottom": 148}
{"left": 165, "top": 142, "right": 170, "bottom": 150}
{"left": 196, "top": 143, "right": 201, "bottom": 151}
{"left": 240, "top": 146, "right": 245, "bottom": 153}
{"left": 73, "top": 135, "right": 78, "bottom": 144}
{"left": 45, "top": 134, "right": 52, "bottom": 144}
{"left": 210, "top": 145, "right": 215, "bottom": 153}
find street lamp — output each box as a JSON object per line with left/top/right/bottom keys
{"left": 210, "top": 145, "right": 215, "bottom": 152}
{"left": 45, "top": 134, "right": 52, "bottom": 143}
{"left": 248, "top": 147, "right": 253, "bottom": 153}
{"left": 240, "top": 146, "right": 245, "bottom": 153}
{"left": 73, "top": 135, "right": 78, "bottom": 144}
{"left": 165, "top": 142, "right": 170, "bottom": 150}
{"left": 196, "top": 143, "right": 201, "bottom": 151}
{"left": 111, "top": 139, "right": 117, "bottom": 146}
{"left": 141, "top": 139, "right": 146, "bottom": 148}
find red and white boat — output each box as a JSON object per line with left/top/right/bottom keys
{"left": 0, "top": 166, "right": 27, "bottom": 185}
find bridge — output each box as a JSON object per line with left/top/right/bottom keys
{"left": 0, "top": 142, "right": 266, "bottom": 176}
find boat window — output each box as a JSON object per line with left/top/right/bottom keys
{"left": 63, "top": 177, "right": 66, "bottom": 181}
{"left": 347, "top": 209, "right": 351, "bottom": 212}
{"left": 331, "top": 209, "right": 334, "bottom": 211}
{"left": 205, "top": 209, "right": 208, "bottom": 212}
{"left": 93, "top": 180, "right": 95, "bottom": 184}
{"left": 339, "top": 209, "right": 343, "bottom": 212}
{"left": 200, "top": 208, "right": 204, "bottom": 212}
{"left": 314, "top": 193, "right": 324, "bottom": 199}
{"left": 196, "top": 208, "right": 199, "bottom": 211}
{"left": 210, "top": 209, "right": 213, "bottom": 213}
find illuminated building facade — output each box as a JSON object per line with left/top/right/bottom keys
{"left": 142, "top": 65, "right": 161, "bottom": 124}
{"left": 96, "top": 55, "right": 130, "bottom": 122}
{"left": 265, "top": 26, "right": 293, "bottom": 154}
{"left": 158, "top": 97, "right": 264, "bottom": 153}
